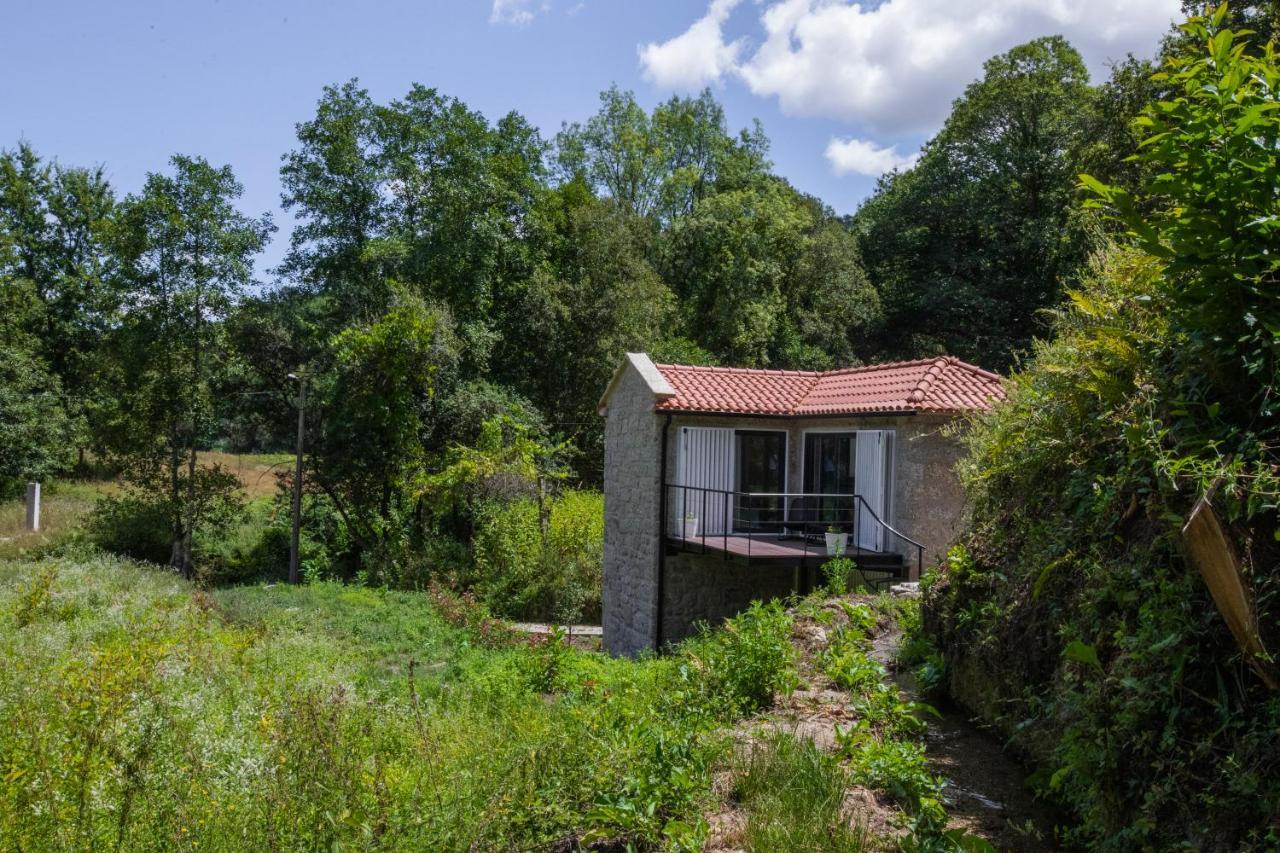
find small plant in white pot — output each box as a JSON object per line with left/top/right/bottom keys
{"left": 682, "top": 512, "right": 699, "bottom": 540}
{"left": 824, "top": 525, "right": 847, "bottom": 556}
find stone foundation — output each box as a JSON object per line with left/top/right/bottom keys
{"left": 660, "top": 551, "right": 801, "bottom": 644}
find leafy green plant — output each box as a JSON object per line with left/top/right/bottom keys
{"left": 685, "top": 600, "right": 798, "bottom": 715}
{"left": 468, "top": 487, "right": 603, "bottom": 622}
{"left": 924, "top": 10, "right": 1280, "bottom": 848}
{"left": 526, "top": 625, "right": 573, "bottom": 693}
{"left": 821, "top": 556, "right": 856, "bottom": 595}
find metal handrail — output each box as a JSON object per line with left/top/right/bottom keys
{"left": 851, "top": 494, "right": 925, "bottom": 552}
{"left": 663, "top": 482, "right": 925, "bottom": 582}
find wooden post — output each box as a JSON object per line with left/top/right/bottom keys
{"left": 25, "top": 482, "right": 40, "bottom": 531}
{"left": 1182, "top": 494, "right": 1279, "bottom": 691}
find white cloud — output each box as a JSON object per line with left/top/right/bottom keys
{"left": 641, "top": 0, "right": 1181, "bottom": 133}
{"left": 638, "top": 0, "right": 746, "bottom": 91}
{"left": 490, "top": 0, "right": 546, "bottom": 26}
{"left": 825, "top": 137, "right": 919, "bottom": 176}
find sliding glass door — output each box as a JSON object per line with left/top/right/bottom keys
{"left": 803, "top": 430, "right": 893, "bottom": 550}
{"left": 734, "top": 431, "right": 786, "bottom": 532}
{"left": 802, "top": 432, "right": 857, "bottom": 530}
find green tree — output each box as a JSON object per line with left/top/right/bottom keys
{"left": 0, "top": 343, "right": 74, "bottom": 494}
{"left": 1084, "top": 4, "right": 1280, "bottom": 483}
{"left": 660, "top": 178, "right": 880, "bottom": 369}
{"left": 556, "top": 86, "right": 768, "bottom": 222}
{"left": 304, "top": 292, "right": 461, "bottom": 576}
{"left": 493, "top": 184, "right": 673, "bottom": 478}
{"left": 855, "top": 36, "right": 1099, "bottom": 368}
{"left": 107, "top": 155, "right": 272, "bottom": 577}
{"left": 280, "top": 80, "right": 547, "bottom": 362}
{"left": 0, "top": 143, "right": 117, "bottom": 458}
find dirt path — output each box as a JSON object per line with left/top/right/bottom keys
{"left": 708, "top": 594, "right": 1059, "bottom": 852}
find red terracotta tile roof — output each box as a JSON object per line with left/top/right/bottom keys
{"left": 652, "top": 357, "right": 1004, "bottom": 416}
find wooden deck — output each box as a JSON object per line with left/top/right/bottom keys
{"left": 667, "top": 534, "right": 901, "bottom": 567}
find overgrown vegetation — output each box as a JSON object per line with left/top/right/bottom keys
{"left": 0, "top": 552, "right": 801, "bottom": 850}
{"left": 5, "top": 5, "right": 1280, "bottom": 848}
{"left": 729, "top": 732, "right": 869, "bottom": 853}
{"left": 925, "top": 9, "right": 1280, "bottom": 849}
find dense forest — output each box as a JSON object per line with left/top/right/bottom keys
{"left": 3, "top": 2, "right": 1280, "bottom": 847}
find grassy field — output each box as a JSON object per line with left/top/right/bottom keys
{"left": 0, "top": 453, "right": 290, "bottom": 562}
{"left": 0, "top": 551, "right": 818, "bottom": 851}
{"left": 0, "top": 454, "right": 953, "bottom": 850}
{"left": 199, "top": 451, "right": 295, "bottom": 500}
{"left": 0, "top": 480, "right": 117, "bottom": 561}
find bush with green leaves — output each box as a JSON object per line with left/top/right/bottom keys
{"left": 85, "top": 462, "right": 246, "bottom": 577}
{"left": 820, "top": 556, "right": 856, "bottom": 595}
{"left": 926, "top": 11, "right": 1280, "bottom": 849}
{"left": 469, "top": 487, "right": 603, "bottom": 622}
{"left": 683, "top": 599, "right": 798, "bottom": 716}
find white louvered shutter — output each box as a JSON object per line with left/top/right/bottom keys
{"left": 674, "top": 427, "right": 734, "bottom": 536}
{"left": 854, "top": 430, "right": 888, "bottom": 551}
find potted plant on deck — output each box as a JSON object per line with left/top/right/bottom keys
{"left": 682, "top": 512, "right": 699, "bottom": 540}
{"left": 825, "top": 525, "right": 847, "bottom": 557}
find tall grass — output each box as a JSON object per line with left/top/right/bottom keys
{"left": 0, "top": 480, "right": 115, "bottom": 560}
{"left": 731, "top": 733, "right": 869, "bottom": 852}
{"left": 0, "top": 553, "right": 799, "bottom": 850}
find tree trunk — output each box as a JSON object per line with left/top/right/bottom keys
{"left": 168, "top": 441, "right": 184, "bottom": 573}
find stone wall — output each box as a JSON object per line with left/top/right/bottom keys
{"left": 600, "top": 364, "right": 665, "bottom": 656}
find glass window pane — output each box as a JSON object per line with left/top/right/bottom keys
{"left": 735, "top": 431, "right": 785, "bottom": 532}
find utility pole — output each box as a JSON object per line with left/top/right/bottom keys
{"left": 288, "top": 373, "right": 306, "bottom": 584}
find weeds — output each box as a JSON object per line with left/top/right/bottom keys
{"left": 0, "top": 554, "right": 800, "bottom": 850}
{"left": 731, "top": 732, "right": 869, "bottom": 852}
{"left": 684, "top": 600, "right": 799, "bottom": 715}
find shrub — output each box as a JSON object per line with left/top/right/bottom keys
{"left": 469, "top": 488, "right": 603, "bottom": 622}
{"left": 925, "top": 15, "right": 1280, "bottom": 847}
{"left": 685, "top": 600, "right": 798, "bottom": 715}
{"left": 83, "top": 493, "right": 172, "bottom": 564}
{"left": 196, "top": 515, "right": 294, "bottom": 587}
{"left": 821, "top": 556, "right": 856, "bottom": 595}
{"left": 84, "top": 462, "right": 246, "bottom": 576}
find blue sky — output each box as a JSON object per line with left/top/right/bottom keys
{"left": 2, "top": 0, "right": 1180, "bottom": 272}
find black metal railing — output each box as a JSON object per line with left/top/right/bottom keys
{"left": 664, "top": 483, "right": 925, "bottom": 584}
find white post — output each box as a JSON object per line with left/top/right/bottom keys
{"left": 25, "top": 482, "right": 40, "bottom": 531}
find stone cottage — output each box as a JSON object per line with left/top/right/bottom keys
{"left": 596, "top": 352, "right": 1005, "bottom": 656}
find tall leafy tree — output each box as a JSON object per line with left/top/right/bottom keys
{"left": 660, "top": 178, "right": 880, "bottom": 369}
{"left": 494, "top": 183, "right": 674, "bottom": 478}
{"left": 306, "top": 292, "right": 462, "bottom": 578}
{"left": 107, "top": 156, "right": 272, "bottom": 576}
{"left": 280, "top": 80, "right": 547, "bottom": 364}
{"left": 556, "top": 86, "right": 768, "bottom": 222}
{"left": 855, "top": 36, "right": 1099, "bottom": 369}
{"left": 0, "top": 276, "right": 74, "bottom": 493}
{"left": 0, "top": 143, "right": 117, "bottom": 457}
